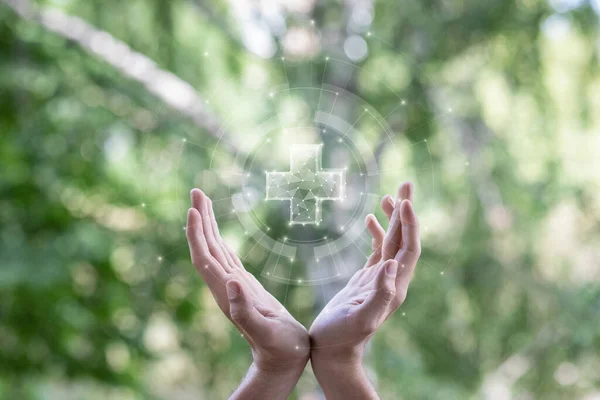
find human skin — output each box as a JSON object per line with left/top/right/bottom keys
{"left": 309, "top": 182, "right": 421, "bottom": 400}
{"left": 185, "top": 189, "right": 310, "bottom": 400}
{"left": 185, "top": 183, "right": 420, "bottom": 399}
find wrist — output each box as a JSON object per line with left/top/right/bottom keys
{"left": 253, "top": 354, "right": 309, "bottom": 377}
{"left": 252, "top": 343, "right": 310, "bottom": 377}
{"left": 253, "top": 341, "right": 310, "bottom": 375}
{"left": 311, "top": 349, "right": 363, "bottom": 379}
{"left": 231, "top": 361, "right": 307, "bottom": 400}
{"left": 310, "top": 340, "right": 364, "bottom": 368}
{"left": 310, "top": 351, "right": 377, "bottom": 400}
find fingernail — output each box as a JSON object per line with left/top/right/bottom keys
{"left": 227, "top": 281, "right": 241, "bottom": 300}
{"left": 386, "top": 260, "right": 398, "bottom": 276}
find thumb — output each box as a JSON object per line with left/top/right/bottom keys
{"left": 355, "top": 260, "right": 397, "bottom": 334}
{"left": 226, "top": 280, "right": 268, "bottom": 338}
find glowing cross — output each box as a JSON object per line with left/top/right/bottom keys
{"left": 266, "top": 144, "right": 345, "bottom": 225}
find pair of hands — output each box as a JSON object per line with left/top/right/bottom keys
{"left": 185, "top": 183, "right": 421, "bottom": 399}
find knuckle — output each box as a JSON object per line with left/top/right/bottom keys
{"left": 382, "top": 288, "right": 395, "bottom": 301}
{"left": 404, "top": 245, "right": 421, "bottom": 258}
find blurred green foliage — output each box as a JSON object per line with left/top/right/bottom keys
{"left": 1, "top": 0, "right": 599, "bottom": 399}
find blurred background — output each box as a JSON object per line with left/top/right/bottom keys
{"left": 1, "top": 0, "right": 600, "bottom": 399}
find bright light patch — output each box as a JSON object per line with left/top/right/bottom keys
{"left": 266, "top": 144, "right": 345, "bottom": 224}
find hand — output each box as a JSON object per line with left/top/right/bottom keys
{"left": 309, "top": 182, "right": 421, "bottom": 399}
{"left": 186, "top": 189, "right": 309, "bottom": 399}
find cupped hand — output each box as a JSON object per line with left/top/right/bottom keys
{"left": 186, "top": 189, "right": 309, "bottom": 373}
{"left": 309, "top": 182, "right": 421, "bottom": 359}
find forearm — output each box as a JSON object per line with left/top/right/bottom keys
{"left": 311, "top": 352, "right": 378, "bottom": 400}
{"left": 230, "top": 361, "right": 306, "bottom": 400}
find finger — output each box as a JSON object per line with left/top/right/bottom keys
{"left": 381, "top": 195, "right": 394, "bottom": 220}
{"left": 186, "top": 208, "right": 219, "bottom": 271}
{"left": 222, "top": 241, "right": 266, "bottom": 298}
{"left": 227, "top": 280, "right": 270, "bottom": 339}
{"left": 205, "top": 195, "right": 237, "bottom": 267}
{"left": 398, "top": 199, "right": 420, "bottom": 258}
{"left": 381, "top": 200, "right": 403, "bottom": 260}
{"left": 366, "top": 214, "right": 385, "bottom": 247}
{"left": 223, "top": 241, "right": 245, "bottom": 270}
{"left": 193, "top": 189, "right": 237, "bottom": 268}
{"left": 186, "top": 208, "right": 228, "bottom": 283}
{"left": 397, "top": 182, "right": 414, "bottom": 203}
{"left": 395, "top": 200, "right": 421, "bottom": 303}
{"left": 381, "top": 182, "right": 413, "bottom": 223}
{"left": 395, "top": 181, "right": 413, "bottom": 248}
{"left": 365, "top": 214, "right": 385, "bottom": 267}
{"left": 191, "top": 188, "right": 202, "bottom": 211}
{"left": 193, "top": 190, "right": 230, "bottom": 268}
{"left": 355, "top": 260, "right": 397, "bottom": 333}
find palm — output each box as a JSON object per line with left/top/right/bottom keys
{"left": 310, "top": 183, "right": 421, "bottom": 352}
{"left": 310, "top": 262, "right": 388, "bottom": 347}
{"left": 186, "top": 189, "right": 308, "bottom": 365}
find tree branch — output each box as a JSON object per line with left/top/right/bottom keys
{"left": 3, "top": 0, "right": 238, "bottom": 154}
